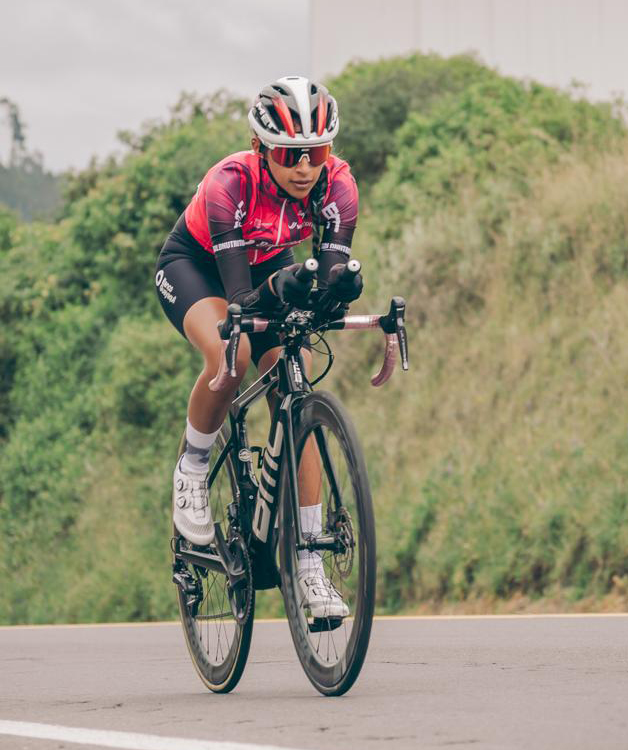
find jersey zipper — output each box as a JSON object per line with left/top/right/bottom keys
{"left": 276, "top": 199, "right": 287, "bottom": 246}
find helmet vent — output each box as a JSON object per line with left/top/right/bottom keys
{"left": 249, "top": 76, "right": 339, "bottom": 146}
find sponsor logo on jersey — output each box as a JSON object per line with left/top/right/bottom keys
{"left": 253, "top": 218, "right": 274, "bottom": 229}
{"left": 288, "top": 211, "right": 310, "bottom": 230}
{"left": 214, "top": 238, "right": 247, "bottom": 252}
{"left": 155, "top": 271, "right": 176, "bottom": 304}
{"left": 234, "top": 200, "right": 247, "bottom": 228}
{"left": 322, "top": 201, "right": 341, "bottom": 232}
{"left": 320, "top": 242, "right": 350, "bottom": 255}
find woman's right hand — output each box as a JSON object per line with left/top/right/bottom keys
{"left": 271, "top": 265, "right": 315, "bottom": 305}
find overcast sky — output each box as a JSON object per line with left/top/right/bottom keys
{"left": 1, "top": 0, "right": 310, "bottom": 172}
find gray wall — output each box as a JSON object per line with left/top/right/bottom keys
{"left": 310, "top": 0, "right": 628, "bottom": 101}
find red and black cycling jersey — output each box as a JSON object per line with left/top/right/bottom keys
{"left": 185, "top": 151, "right": 358, "bottom": 261}
{"left": 179, "top": 150, "right": 358, "bottom": 306}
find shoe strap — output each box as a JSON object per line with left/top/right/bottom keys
{"left": 303, "top": 575, "right": 342, "bottom": 600}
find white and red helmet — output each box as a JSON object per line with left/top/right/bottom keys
{"left": 248, "top": 76, "right": 339, "bottom": 148}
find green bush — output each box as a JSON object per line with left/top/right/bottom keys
{"left": 328, "top": 53, "right": 497, "bottom": 185}
{"left": 372, "top": 76, "right": 624, "bottom": 237}
{"left": 2, "top": 56, "right": 628, "bottom": 623}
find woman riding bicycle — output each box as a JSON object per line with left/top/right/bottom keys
{"left": 155, "top": 76, "right": 363, "bottom": 617}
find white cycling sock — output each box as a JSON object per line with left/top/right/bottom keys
{"left": 298, "top": 503, "right": 323, "bottom": 576}
{"left": 180, "top": 419, "right": 220, "bottom": 475}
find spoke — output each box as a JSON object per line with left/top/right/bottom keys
{"left": 294, "top": 417, "right": 366, "bottom": 673}
{"left": 177, "top": 441, "right": 249, "bottom": 687}
{"left": 316, "top": 619, "right": 324, "bottom": 655}
{"left": 314, "top": 426, "right": 343, "bottom": 511}
{"left": 219, "top": 576, "right": 229, "bottom": 660}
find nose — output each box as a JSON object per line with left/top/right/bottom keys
{"left": 295, "top": 154, "right": 311, "bottom": 173}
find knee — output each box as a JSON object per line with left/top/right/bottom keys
{"left": 201, "top": 336, "right": 251, "bottom": 385}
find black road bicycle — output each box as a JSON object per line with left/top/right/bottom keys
{"left": 171, "top": 259, "right": 408, "bottom": 696}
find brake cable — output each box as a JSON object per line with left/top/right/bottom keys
{"left": 308, "top": 331, "right": 334, "bottom": 387}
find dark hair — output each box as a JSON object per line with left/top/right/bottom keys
{"left": 310, "top": 167, "right": 328, "bottom": 257}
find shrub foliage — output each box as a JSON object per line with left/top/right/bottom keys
{"left": 1, "top": 57, "right": 628, "bottom": 623}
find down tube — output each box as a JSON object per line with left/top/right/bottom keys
{"left": 279, "top": 394, "right": 306, "bottom": 550}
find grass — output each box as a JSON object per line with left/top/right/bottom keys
{"left": 330, "top": 144, "right": 628, "bottom": 613}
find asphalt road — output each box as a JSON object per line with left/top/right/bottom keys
{"left": 1, "top": 615, "right": 628, "bottom": 750}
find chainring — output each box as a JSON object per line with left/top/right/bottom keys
{"left": 227, "top": 532, "right": 253, "bottom": 625}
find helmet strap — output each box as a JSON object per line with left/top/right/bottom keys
{"left": 310, "top": 167, "right": 329, "bottom": 256}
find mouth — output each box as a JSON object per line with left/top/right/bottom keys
{"left": 290, "top": 179, "right": 312, "bottom": 190}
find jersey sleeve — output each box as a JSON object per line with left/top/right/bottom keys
{"left": 205, "top": 161, "right": 255, "bottom": 303}
{"left": 205, "top": 161, "right": 253, "bottom": 252}
{"left": 316, "top": 162, "right": 359, "bottom": 287}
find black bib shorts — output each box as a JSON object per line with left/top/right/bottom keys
{"left": 155, "top": 215, "right": 296, "bottom": 365}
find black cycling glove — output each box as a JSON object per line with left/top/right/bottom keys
{"left": 240, "top": 276, "right": 282, "bottom": 312}
{"left": 271, "top": 264, "right": 314, "bottom": 306}
{"left": 327, "top": 263, "right": 364, "bottom": 303}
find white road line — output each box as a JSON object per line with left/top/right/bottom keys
{"left": 0, "top": 720, "right": 298, "bottom": 750}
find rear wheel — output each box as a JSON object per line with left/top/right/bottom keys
{"left": 173, "top": 426, "right": 254, "bottom": 693}
{"left": 279, "top": 392, "right": 376, "bottom": 696}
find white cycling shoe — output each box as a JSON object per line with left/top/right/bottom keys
{"left": 173, "top": 456, "right": 215, "bottom": 546}
{"left": 298, "top": 571, "right": 350, "bottom": 619}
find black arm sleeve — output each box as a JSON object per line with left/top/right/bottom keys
{"left": 213, "top": 233, "right": 279, "bottom": 311}
{"left": 315, "top": 161, "right": 359, "bottom": 289}
{"left": 213, "top": 234, "right": 253, "bottom": 305}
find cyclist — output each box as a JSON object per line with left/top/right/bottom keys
{"left": 155, "top": 76, "right": 363, "bottom": 617}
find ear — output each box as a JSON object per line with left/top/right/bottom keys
{"left": 251, "top": 136, "right": 262, "bottom": 154}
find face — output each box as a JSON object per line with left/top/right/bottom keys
{"left": 251, "top": 136, "right": 326, "bottom": 200}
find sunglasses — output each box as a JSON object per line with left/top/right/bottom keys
{"left": 265, "top": 143, "right": 332, "bottom": 168}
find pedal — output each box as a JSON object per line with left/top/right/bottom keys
{"left": 309, "top": 617, "right": 343, "bottom": 633}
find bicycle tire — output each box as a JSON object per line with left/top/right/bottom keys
{"left": 173, "top": 426, "right": 254, "bottom": 693}
{"left": 278, "top": 391, "right": 376, "bottom": 696}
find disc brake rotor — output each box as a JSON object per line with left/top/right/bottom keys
{"left": 332, "top": 507, "right": 355, "bottom": 579}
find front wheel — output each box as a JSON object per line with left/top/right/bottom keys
{"left": 279, "top": 392, "right": 376, "bottom": 696}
